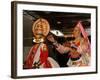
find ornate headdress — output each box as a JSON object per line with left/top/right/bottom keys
{"left": 32, "top": 18, "right": 50, "bottom": 43}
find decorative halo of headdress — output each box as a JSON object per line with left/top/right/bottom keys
{"left": 32, "top": 18, "right": 50, "bottom": 43}
{"left": 32, "top": 18, "right": 50, "bottom": 36}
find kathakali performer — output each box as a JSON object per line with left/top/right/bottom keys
{"left": 23, "top": 18, "right": 59, "bottom": 69}
{"left": 67, "top": 21, "right": 91, "bottom": 66}
{"left": 47, "top": 21, "right": 91, "bottom": 67}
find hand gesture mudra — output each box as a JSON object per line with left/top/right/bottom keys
{"left": 47, "top": 35, "right": 56, "bottom": 43}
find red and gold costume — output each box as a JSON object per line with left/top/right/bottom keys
{"left": 24, "top": 43, "right": 53, "bottom": 68}
{"left": 24, "top": 18, "right": 59, "bottom": 69}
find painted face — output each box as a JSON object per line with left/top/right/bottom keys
{"left": 32, "top": 18, "right": 50, "bottom": 43}
{"left": 34, "top": 22, "right": 43, "bottom": 35}
{"left": 73, "top": 27, "right": 81, "bottom": 38}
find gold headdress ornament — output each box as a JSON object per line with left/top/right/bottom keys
{"left": 32, "top": 18, "right": 50, "bottom": 43}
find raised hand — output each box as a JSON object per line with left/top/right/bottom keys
{"left": 47, "top": 35, "right": 56, "bottom": 43}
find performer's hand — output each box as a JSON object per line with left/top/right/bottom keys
{"left": 47, "top": 35, "right": 56, "bottom": 43}
{"left": 56, "top": 44, "right": 70, "bottom": 54}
